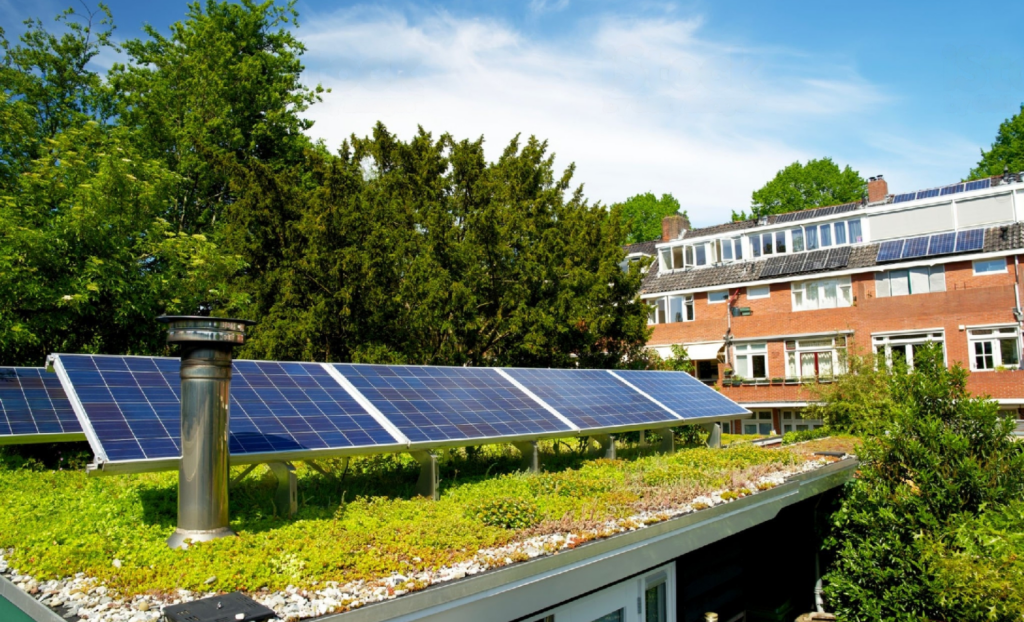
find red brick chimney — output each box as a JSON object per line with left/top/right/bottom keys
{"left": 867, "top": 175, "right": 888, "bottom": 203}
{"left": 662, "top": 213, "right": 691, "bottom": 242}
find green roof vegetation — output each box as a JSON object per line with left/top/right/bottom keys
{"left": 0, "top": 437, "right": 853, "bottom": 601}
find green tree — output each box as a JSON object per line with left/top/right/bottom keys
{"left": 741, "top": 158, "right": 865, "bottom": 220}
{"left": 805, "top": 351, "right": 894, "bottom": 434}
{"left": 969, "top": 103, "right": 1024, "bottom": 180}
{"left": 822, "top": 344, "right": 1024, "bottom": 621}
{"left": 613, "top": 192, "right": 683, "bottom": 244}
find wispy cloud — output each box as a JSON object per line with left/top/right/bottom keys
{"left": 298, "top": 6, "right": 891, "bottom": 225}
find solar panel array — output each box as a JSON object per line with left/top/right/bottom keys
{"left": 0, "top": 368, "right": 82, "bottom": 443}
{"left": 876, "top": 228, "right": 987, "bottom": 263}
{"left": 892, "top": 192, "right": 917, "bottom": 204}
{"left": 756, "top": 246, "right": 851, "bottom": 280}
{"left": 610, "top": 370, "right": 747, "bottom": 420}
{"left": 48, "top": 355, "right": 743, "bottom": 469}
{"left": 773, "top": 201, "right": 860, "bottom": 224}
{"left": 964, "top": 178, "right": 992, "bottom": 192}
{"left": 759, "top": 256, "right": 786, "bottom": 278}
{"left": 940, "top": 183, "right": 964, "bottom": 196}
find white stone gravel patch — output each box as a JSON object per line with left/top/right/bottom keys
{"left": 0, "top": 455, "right": 842, "bottom": 622}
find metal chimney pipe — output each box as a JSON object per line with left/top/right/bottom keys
{"left": 158, "top": 315, "right": 255, "bottom": 549}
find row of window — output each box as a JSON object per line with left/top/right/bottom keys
{"left": 726, "top": 328, "right": 1020, "bottom": 381}
{"left": 731, "top": 410, "right": 825, "bottom": 436}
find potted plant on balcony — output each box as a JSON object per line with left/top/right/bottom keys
{"left": 770, "top": 377, "right": 783, "bottom": 385}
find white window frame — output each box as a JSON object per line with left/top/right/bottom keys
{"left": 791, "top": 276, "right": 853, "bottom": 311}
{"left": 875, "top": 265, "right": 945, "bottom": 297}
{"left": 872, "top": 330, "right": 946, "bottom": 370}
{"left": 781, "top": 410, "right": 824, "bottom": 434}
{"left": 734, "top": 343, "right": 768, "bottom": 379}
{"left": 647, "top": 295, "right": 694, "bottom": 325}
{"left": 785, "top": 337, "right": 848, "bottom": 381}
{"left": 967, "top": 326, "right": 1021, "bottom": 371}
{"left": 742, "top": 410, "right": 774, "bottom": 435}
{"left": 708, "top": 289, "right": 729, "bottom": 304}
{"left": 747, "top": 285, "right": 770, "bottom": 299}
{"left": 526, "top": 563, "right": 676, "bottom": 622}
{"left": 973, "top": 258, "right": 1007, "bottom": 275}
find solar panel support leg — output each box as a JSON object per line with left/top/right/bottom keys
{"left": 659, "top": 429, "right": 675, "bottom": 455}
{"left": 591, "top": 434, "right": 616, "bottom": 460}
{"left": 268, "top": 462, "right": 297, "bottom": 518}
{"left": 512, "top": 441, "right": 540, "bottom": 473}
{"left": 638, "top": 430, "right": 647, "bottom": 448}
{"left": 702, "top": 423, "right": 722, "bottom": 449}
{"left": 411, "top": 451, "right": 439, "bottom": 501}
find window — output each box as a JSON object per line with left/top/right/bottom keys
{"left": 671, "top": 246, "right": 683, "bottom": 271}
{"left": 792, "top": 277, "right": 853, "bottom": 311}
{"left": 750, "top": 234, "right": 761, "bottom": 258}
{"left": 819, "top": 223, "right": 832, "bottom": 247}
{"left": 834, "top": 221, "right": 847, "bottom": 245}
{"left": 747, "top": 285, "right": 770, "bottom": 299}
{"left": 733, "top": 237, "right": 744, "bottom": 260}
{"left": 734, "top": 343, "right": 767, "bottom": 379}
{"left": 742, "top": 410, "right": 774, "bottom": 435}
{"left": 644, "top": 572, "right": 668, "bottom": 622}
{"left": 781, "top": 410, "right": 824, "bottom": 433}
{"left": 648, "top": 295, "right": 693, "bottom": 324}
{"left": 968, "top": 327, "right": 1021, "bottom": 370}
{"left": 875, "top": 266, "right": 945, "bottom": 297}
{"left": 791, "top": 228, "right": 805, "bottom": 252}
{"left": 785, "top": 337, "right": 848, "bottom": 381}
{"left": 873, "top": 331, "right": 945, "bottom": 370}
{"left": 775, "top": 230, "right": 787, "bottom": 254}
{"left": 848, "top": 219, "right": 863, "bottom": 243}
{"left": 685, "top": 245, "right": 694, "bottom": 266}
{"left": 762, "top": 232, "right": 774, "bottom": 255}
{"left": 805, "top": 225, "right": 819, "bottom": 250}
{"left": 708, "top": 290, "right": 728, "bottom": 304}
{"left": 974, "top": 258, "right": 1007, "bottom": 275}
{"left": 721, "top": 239, "right": 733, "bottom": 261}
{"left": 694, "top": 244, "right": 707, "bottom": 266}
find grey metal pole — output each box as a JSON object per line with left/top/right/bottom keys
{"left": 159, "top": 316, "right": 254, "bottom": 549}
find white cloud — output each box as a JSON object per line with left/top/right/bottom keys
{"left": 298, "top": 7, "right": 891, "bottom": 226}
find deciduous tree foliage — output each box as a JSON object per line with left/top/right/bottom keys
{"left": 970, "top": 103, "right": 1024, "bottom": 180}
{"left": 613, "top": 192, "right": 684, "bottom": 244}
{"left": 739, "top": 157, "right": 865, "bottom": 221}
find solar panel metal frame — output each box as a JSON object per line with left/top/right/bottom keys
{"left": 927, "top": 232, "right": 956, "bottom": 256}
{"left": 901, "top": 236, "right": 930, "bottom": 259}
{"left": 0, "top": 367, "right": 85, "bottom": 445}
{"left": 876, "top": 239, "right": 905, "bottom": 262}
{"left": 52, "top": 355, "right": 410, "bottom": 475}
{"left": 955, "top": 228, "right": 984, "bottom": 252}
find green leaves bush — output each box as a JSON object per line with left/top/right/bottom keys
{"left": 469, "top": 497, "right": 541, "bottom": 530}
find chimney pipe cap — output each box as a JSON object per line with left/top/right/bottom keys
{"left": 876, "top": 174, "right": 883, "bottom": 179}
{"left": 157, "top": 315, "right": 256, "bottom": 345}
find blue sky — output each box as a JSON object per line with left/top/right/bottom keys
{"left": 3, "top": 0, "right": 1022, "bottom": 226}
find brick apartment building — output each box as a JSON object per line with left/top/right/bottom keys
{"left": 627, "top": 174, "right": 1024, "bottom": 435}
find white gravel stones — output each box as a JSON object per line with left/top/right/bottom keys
{"left": 0, "top": 455, "right": 843, "bottom": 622}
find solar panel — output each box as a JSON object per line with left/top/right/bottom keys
{"left": 759, "top": 256, "right": 787, "bottom": 278}
{"left": 774, "top": 212, "right": 798, "bottom": 224}
{"left": 52, "top": 354, "right": 402, "bottom": 465}
{"left": 779, "top": 254, "right": 807, "bottom": 275}
{"left": 833, "top": 202, "right": 859, "bottom": 215}
{"left": 955, "top": 228, "right": 984, "bottom": 252}
{"left": 0, "top": 368, "right": 83, "bottom": 444}
{"left": 609, "top": 370, "right": 746, "bottom": 421}
{"left": 901, "top": 236, "right": 929, "bottom": 259}
{"left": 330, "top": 364, "right": 574, "bottom": 443}
{"left": 893, "top": 192, "right": 917, "bottom": 203}
{"left": 825, "top": 246, "right": 852, "bottom": 270}
{"left": 916, "top": 188, "right": 940, "bottom": 200}
{"left": 964, "top": 178, "right": 991, "bottom": 192}
{"left": 927, "top": 232, "right": 956, "bottom": 255}
{"left": 876, "top": 240, "right": 905, "bottom": 262}
{"left": 503, "top": 368, "right": 680, "bottom": 431}
{"left": 805, "top": 249, "right": 829, "bottom": 271}
{"left": 940, "top": 183, "right": 964, "bottom": 196}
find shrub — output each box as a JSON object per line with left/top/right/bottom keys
{"left": 468, "top": 497, "right": 541, "bottom": 530}
{"left": 781, "top": 427, "right": 830, "bottom": 445}
{"left": 822, "top": 344, "right": 1024, "bottom": 621}
{"left": 805, "top": 352, "right": 894, "bottom": 433}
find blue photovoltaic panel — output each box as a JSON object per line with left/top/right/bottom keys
{"left": 876, "top": 239, "right": 905, "bottom": 262}
{"left": 55, "top": 355, "right": 397, "bottom": 464}
{"left": 901, "top": 236, "right": 930, "bottom": 259}
{"left": 893, "top": 192, "right": 917, "bottom": 203}
{"left": 0, "top": 368, "right": 81, "bottom": 441}
{"left": 331, "top": 364, "right": 573, "bottom": 443}
{"left": 964, "top": 178, "right": 991, "bottom": 192}
{"left": 503, "top": 368, "right": 678, "bottom": 430}
{"left": 916, "top": 188, "right": 940, "bottom": 200}
{"left": 940, "top": 183, "right": 964, "bottom": 196}
{"left": 955, "top": 228, "right": 984, "bottom": 252}
{"left": 610, "top": 370, "right": 746, "bottom": 421}
{"left": 927, "top": 232, "right": 956, "bottom": 255}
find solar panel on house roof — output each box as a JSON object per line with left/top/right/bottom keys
{"left": 940, "top": 183, "right": 964, "bottom": 196}
{"left": 329, "top": 364, "right": 574, "bottom": 443}
{"left": 833, "top": 203, "right": 859, "bottom": 215}
{"left": 609, "top": 370, "right": 747, "bottom": 421}
{"left": 916, "top": 188, "right": 940, "bottom": 200}
{"left": 502, "top": 368, "right": 680, "bottom": 431}
{"left": 52, "top": 354, "right": 401, "bottom": 465}
{"left": 927, "top": 232, "right": 956, "bottom": 255}
{"left": 779, "top": 254, "right": 807, "bottom": 275}
{"left": 901, "top": 236, "right": 930, "bottom": 259}
{"left": 0, "top": 367, "right": 83, "bottom": 444}
{"left": 876, "top": 240, "right": 905, "bottom": 262}
{"left": 955, "top": 228, "right": 984, "bottom": 252}
{"left": 964, "top": 178, "right": 991, "bottom": 192}
{"left": 774, "top": 212, "right": 798, "bottom": 224}
{"left": 825, "top": 246, "right": 852, "bottom": 270}
{"left": 759, "top": 256, "right": 786, "bottom": 278}
{"left": 892, "top": 192, "right": 917, "bottom": 203}
{"left": 804, "top": 249, "right": 829, "bottom": 271}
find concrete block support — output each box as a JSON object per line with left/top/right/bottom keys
{"left": 268, "top": 462, "right": 298, "bottom": 518}
{"left": 702, "top": 423, "right": 722, "bottom": 449}
{"left": 590, "top": 434, "right": 617, "bottom": 460}
{"left": 411, "top": 451, "right": 439, "bottom": 500}
{"left": 659, "top": 428, "right": 675, "bottom": 455}
{"left": 512, "top": 441, "right": 541, "bottom": 473}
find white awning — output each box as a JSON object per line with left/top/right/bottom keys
{"left": 685, "top": 342, "right": 724, "bottom": 361}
